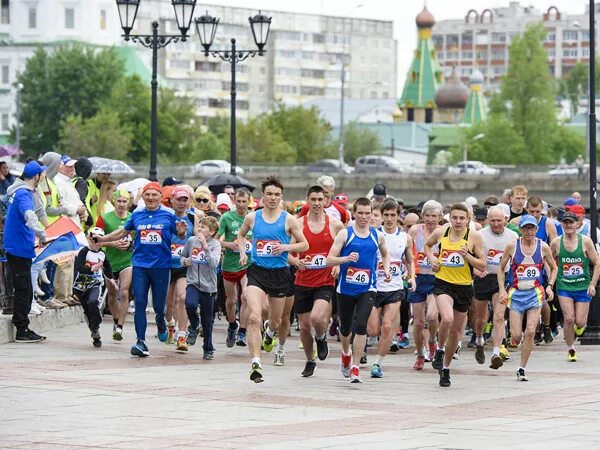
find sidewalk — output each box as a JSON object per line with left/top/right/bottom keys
{"left": 1, "top": 318, "right": 600, "bottom": 449}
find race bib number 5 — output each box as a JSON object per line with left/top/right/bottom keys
{"left": 345, "top": 267, "right": 370, "bottom": 285}
{"left": 255, "top": 240, "right": 279, "bottom": 257}
{"left": 140, "top": 229, "right": 162, "bottom": 245}
{"left": 441, "top": 251, "right": 464, "bottom": 267}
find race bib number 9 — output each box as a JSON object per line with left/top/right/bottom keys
{"left": 441, "top": 251, "right": 464, "bottom": 267}
{"left": 255, "top": 240, "right": 279, "bottom": 257}
{"left": 305, "top": 253, "right": 327, "bottom": 269}
{"left": 562, "top": 262, "right": 584, "bottom": 279}
{"left": 486, "top": 249, "right": 503, "bottom": 266}
{"left": 516, "top": 264, "right": 541, "bottom": 281}
{"left": 191, "top": 247, "right": 208, "bottom": 264}
{"left": 140, "top": 229, "right": 162, "bottom": 245}
{"left": 417, "top": 252, "right": 431, "bottom": 268}
{"left": 345, "top": 267, "right": 371, "bottom": 285}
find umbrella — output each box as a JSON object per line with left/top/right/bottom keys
{"left": 89, "top": 157, "right": 135, "bottom": 175}
{"left": 200, "top": 173, "right": 255, "bottom": 194}
{"left": 117, "top": 177, "right": 150, "bottom": 196}
{"left": 0, "top": 145, "right": 21, "bottom": 157}
{"left": 34, "top": 232, "right": 83, "bottom": 265}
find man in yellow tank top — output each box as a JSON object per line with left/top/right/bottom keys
{"left": 425, "top": 203, "right": 485, "bottom": 387}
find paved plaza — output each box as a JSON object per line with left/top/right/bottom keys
{"left": 2, "top": 316, "right": 600, "bottom": 449}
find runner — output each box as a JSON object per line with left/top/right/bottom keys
{"left": 550, "top": 212, "right": 600, "bottom": 362}
{"left": 368, "top": 199, "right": 415, "bottom": 378}
{"left": 290, "top": 185, "right": 344, "bottom": 377}
{"left": 298, "top": 175, "right": 351, "bottom": 224}
{"left": 237, "top": 176, "right": 308, "bottom": 383}
{"left": 327, "top": 197, "right": 391, "bottom": 384}
{"left": 509, "top": 185, "right": 528, "bottom": 221}
{"left": 473, "top": 206, "right": 518, "bottom": 369}
{"left": 407, "top": 200, "right": 442, "bottom": 369}
{"left": 217, "top": 188, "right": 252, "bottom": 348}
{"left": 96, "top": 189, "right": 133, "bottom": 341}
{"left": 425, "top": 203, "right": 486, "bottom": 387}
{"left": 497, "top": 215, "right": 557, "bottom": 381}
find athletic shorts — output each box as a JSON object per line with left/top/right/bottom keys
{"left": 507, "top": 286, "right": 544, "bottom": 314}
{"left": 374, "top": 289, "right": 403, "bottom": 308}
{"left": 338, "top": 291, "right": 375, "bottom": 336}
{"left": 112, "top": 265, "right": 132, "bottom": 281}
{"left": 170, "top": 267, "right": 187, "bottom": 284}
{"left": 408, "top": 274, "right": 435, "bottom": 303}
{"left": 473, "top": 274, "right": 500, "bottom": 301}
{"left": 293, "top": 285, "right": 334, "bottom": 314}
{"left": 433, "top": 278, "right": 474, "bottom": 313}
{"left": 247, "top": 264, "right": 291, "bottom": 298}
{"left": 557, "top": 289, "right": 592, "bottom": 303}
{"left": 285, "top": 267, "right": 297, "bottom": 297}
{"left": 222, "top": 269, "right": 247, "bottom": 284}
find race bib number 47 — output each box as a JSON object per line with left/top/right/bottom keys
{"left": 304, "top": 253, "right": 327, "bottom": 269}
{"left": 140, "top": 229, "right": 162, "bottom": 245}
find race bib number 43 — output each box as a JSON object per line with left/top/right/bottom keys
{"left": 255, "top": 240, "right": 279, "bottom": 257}
{"left": 441, "top": 251, "right": 464, "bottom": 267}
{"left": 140, "top": 229, "right": 162, "bottom": 245}
{"left": 345, "top": 267, "right": 370, "bottom": 285}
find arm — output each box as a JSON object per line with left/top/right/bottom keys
{"left": 181, "top": 238, "right": 192, "bottom": 267}
{"left": 546, "top": 219, "right": 558, "bottom": 243}
{"left": 584, "top": 236, "right": 600, "bottom": 296}
{"left": 237, "top": 213, "right": 254, "bottom": 266}
{"left": 464, "top": 230, "right": 486, "bottom": 272}
{"left": 541, "top": 242, "right": 557, "bottom": 301}
{"left": 497, "top": 241, "right": 515, "bottom": 305}
{"left": 207, "top": 240, "right": 222, "bottom": 269}
{"left": 74, "top": 248, "right": 92, "bottom": 274}
{"left": 18, "top": 194, "right": 47, "bottom": 243}
{"left": 102, "top": 256, "right": 114, "bottom": 279}
{"left": 424, "top": 227, "right": 444, "bottom": 272}
{"left": 283, "top": 215, "right": 309, "bottom": 254}
{"left": 378, "top": 232, "right": 391, "bottom": 282}
{"left": 404, "top": 234, "right": 416, "bottom": 291}
{"left": 327, "top": 229, "right": 355, "bottom": 266}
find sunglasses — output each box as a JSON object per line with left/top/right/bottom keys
{"left": 196, "top": 198, "right": 210, "bottom": 203}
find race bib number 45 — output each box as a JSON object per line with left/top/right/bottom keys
{"left": 345, "top": 267, "right": 370, "bottom": 285}
{"left": 140, "top": 229, "right": 162, "bottom": 245}
{"left": 255, "top": 240, "right": 279, "bottom": 257}
{"left": 441, "top": 251, "right": 464, "bottom": 267}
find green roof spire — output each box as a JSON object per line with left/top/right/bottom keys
{"left": 462, "top": 68, "right": 487, "bottom": 125}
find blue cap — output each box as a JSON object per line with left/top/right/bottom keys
{"left": 61, "top": 155, "right": 77, "bottom": 166}
{"left": 564, "top": 197, "right": 578, "bottom": 206}
{"left": 519, "top": 214, "right": 538, "bottom": 228}
{"left": 22, "top": 161, "right": 47, "bottom": 178}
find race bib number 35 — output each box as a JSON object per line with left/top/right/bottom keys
{"left": 345, "top": 267, "right": 371, "bottom": 285}
{"left": 255, "top": 240, "right": 279, "bottom": 257}
{"left": 140, "top": 229, "right": 162, "bottom": 245}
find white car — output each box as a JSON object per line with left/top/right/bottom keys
{"left": 548, "top": 164, "right": 588, "bottom": 176}
{"left": 192, "top": 160, "right": 244, "bottom": 177}
{"left": 448, "top": 161, "right": 499, "bottom": 176}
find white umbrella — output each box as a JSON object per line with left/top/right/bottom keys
{"left": 117, "top": 178, "right": 150, "bottom": 197}
{"left": 89, "top": 157, "right": 135, "bottom": 175}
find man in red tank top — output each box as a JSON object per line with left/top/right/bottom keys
{"left": 289, "top": 185, "right": 344, "bottom": 378}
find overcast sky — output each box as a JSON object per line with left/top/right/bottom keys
{"left": 201, "top": 0, "right": 590, "bottom": 90}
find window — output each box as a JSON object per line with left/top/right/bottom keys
{"left": 28, "top": 7, "right": 37, "bottom": 28}
{"left": 563, "top": 48, "right": 578, "bottom": 58}
{"left": 493, "top": 66, "right": 504, "bottom": 75}
{"left": 100, "top": 10, "right": 106, "bottom": 30}
{"left": 312, "top": 33, "right": 325, "bottom": 43}
{"left": 170, "top": 59, "right": 190, "bottom": 70}
{"left": 65, "top": 8, "right": 75, "bottom": 29}
{"left": 563, "top": 30, "right": 578, "bottom": 41}
{"left": 462, "top": 33, "right": 473, "bottom": 45}
{"left": 1, "top": 113, "right": 8, "bottom": 131}
{"left": 477, "top": 50, "right": 488, "bottom": 59}
{"left": 300, "top": 86, "right": 324, "bottom": 96}
{"left": 1, "top": 1, "right": 8, "bottom": 25}
{"left": 548, "top": 48, "right": 556, "bottom": 58}
{"left": 491, "top": 50, "right": 505, "bottom": 59}
{"left": 447, "top": 34, "right": 459, "bottom": 46}
{"left": 492, "top": 32, "right": 506, "bottom": 43}
{"left": 1, "top": 65, "right": 8, "bottom": 84}
{"left": 583, "top": 30, "right": 590, "bottom": 41}
{"left": 432, "top": 35, "right": 443, "bottom": 47}
{"left": 583, "top": 48, "right": 590, "bottom": 57}
{"left": 461, "top": 51, "right": 473, "bottom": 59}
{"left": 546, "top": 31, "right": 556, "bottom": 42}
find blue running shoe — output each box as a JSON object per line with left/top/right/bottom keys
{"left": 398, "top": 336, "right": 410, "bottom": 349}
{"left": 370, "top": 363, "right": 383, "bottom": 378}
{"left": 157, "top": 320, "right": 168, "bottom": 342}
{"left": 131, "top": 340, "right": 149, "bottom": 357}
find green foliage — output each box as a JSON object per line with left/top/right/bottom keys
{"left": 341, "top": 122, "right": 384, "bottom": 164}
{"left": 238, "top": 117, "right": 295, "bottom": 163}
{"left": 58, "top": 111, "right": 132, "bottom": 160}
{"left": 18, "top": 45, "right": 125, "bottom": 156}
{"left": 191, "top": 131, "right": 229, "bottom": 161}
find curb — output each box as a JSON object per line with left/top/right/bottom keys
{"left": 0, "top": 306, "right": 84, "bottom": 344}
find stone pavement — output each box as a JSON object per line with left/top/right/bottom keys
{"left": 2, "top": 317, "right": 600, "bottom": 449}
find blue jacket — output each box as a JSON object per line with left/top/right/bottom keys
{"left": 4, "top": 185, "right": 36, "bottom": 258}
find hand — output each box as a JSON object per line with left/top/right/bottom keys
{"left": 91, "top": 262, "right": 103, "bottom": 272}
{"left": 77, "top": 205, "right": 87, "bottom": 216}
{"left": 474, "top": 269, "right": 487, "bottom": 278}
{"left": 239, "top": 253, "right": 248, "bottom": 266}
{"left": 331, "top": 265, "right": 340, "bottom": 279}
{"left": 108, "top": 279, "right": 118, "bottom": 291}
{"left": 588, "top": 284, "right": 596, "bottom": 297}
{"left": 183, "top": 257, "right": 191, "bottom": 267}
{"left": 296, "top": 259, "right": 307, "bottom": 271}
{"left": 458, "top": 245, "right": 469, "bottom": 257}
{"left": 270, "top": 243, "right": 286, "bottom": 255}
{"left": 383, "top": 270, "right": 392, "bottom": 283}
{"left": 176, "top": 221, "right": 188, "bottom": 237}
{"left": 498, "top": 290, "right": 508, "bottom": 305}
{"left": 345, "top": 252, "right": 359, "bottom": 263}
{"left": 39, "top": 234, "right": 48, "bottom": 246}
{"left": 430, "top": 259, "right": 440, "bottom": 273}
{"left": 115, "top": 238, "right": 130, "bottom": 250}
{"left": 546, "top": 285, "right": 554, "bottom": 301}
{"left": 408, "top": 277, "right": 416, "bottom": 292}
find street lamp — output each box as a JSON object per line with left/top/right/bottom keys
{"left": 463, "top": 133, "right": 485, "bottom": 161}
{"left": 377, "top": 120, "right": 395, "bottom": 157}
{"left": 115, "top": 0, "right": 198, "bottom": 181}
{"left": 14, "top": 81, "right": 23, "bottom": 150}
{"left": 195, "top": 11, "right": 271, "bottom": 176}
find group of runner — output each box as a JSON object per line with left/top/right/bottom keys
{"left": 88, "top": 176, "right": 599, "bottom": 387}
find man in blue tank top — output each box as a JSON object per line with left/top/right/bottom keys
{"left": 327, "top": 197, "right": 391, "bottom": 384}
{"left": 237, "top": 176, "right": 308, "bottom": 383}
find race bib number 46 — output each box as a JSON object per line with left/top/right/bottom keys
{"left": 255, "top": 240, "right": 279, "bottom": 257}
{"left": 345, "top": 267, "right": 370, "bottom": 285}
{"left": 140, "top": 229, "right": 162, "bottom": 245}
{"left": 441, "top": 251, "right": 464, "bottom": 267}
{"left": 305, "top": 253, "right": 327, "bottom": 269}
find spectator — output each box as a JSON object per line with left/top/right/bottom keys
{"left": 0, "top": 161, "right": 16, "bottom": 195}
{"left": 575, "top": 154, "right": 585, "bottom": 179}
{"left": 193, "top": 187, "right": 220, "bottom": 219}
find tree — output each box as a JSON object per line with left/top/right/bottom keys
{"left": 341, "top": 122, "right": 384, "bottom": 164}
{"left": 191, "top": 131, "right": 229, "bottom": 162}
{"left": 58, "top": 111, "right": 132, "bottom": 160}
{"left": 17, "top": 45, "right": 125, "bottom": 156}
{"left": 238, "top": 117, "right": 296, "bottom": 163}
{"left": 559, "top": 62, "right": 588, "bottom": 116}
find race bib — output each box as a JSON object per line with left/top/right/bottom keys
{"left": 345, "top": 267, "right": 371, "bottom": 285}
{"left": 255, "top": 239, "right": 279, "bottom": 257}
{"left": 191, "top": 247, "right": 208, "bottom": 264}
{"left": 515, "top": 264, "right": 541, "bottom": 281}
{"left": 486, "top": 249, "right": 503, "bottom": 266}
{"left": 378, "top": 261, "right": 403, "bottom": 277}
{"left": 441, "top": 251, "right": 464, "bottom": 267}
{"left": 304, "top": 253, "right": 327, "bottom": 269}
{"left": 232, "top": 239, "right": 253, "bottom": 254}
{"left": 562, "top": 262, "right": 584, "bottom": 279}
{"left": 140, "top": 229, "right": 162, "bottom": 245}
{"left": 171, "top": 243, "right": 184, "bottom": 257}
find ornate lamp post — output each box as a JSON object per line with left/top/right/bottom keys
{"left": 195, "top": 11, "right": 271, "bottom": 175}
{"left": 115, "top": 0, "right": 197, "bottom": 181}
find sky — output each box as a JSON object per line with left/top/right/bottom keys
{"left": 198, "top": 0, "right": 591, "bottom": 91}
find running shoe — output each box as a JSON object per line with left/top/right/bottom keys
{"left": 350, "top": 365, "right": 363, "bottom": 383}
{"left": 360, "top": 352, "right": 368, "bottom": 365}
{"left": 203, "top": 350, "right": 215, "bottom": 360}
{"left": 186, "top": 327, "right": 199, "bottom": 346}
{"left": 301, "top": 360, "right": 316, "bottom": 377}
{"left": 366, "top": 336, "right": 378, "bottom": 347}
{"left": 112, "top": 326, "right": 123, "bottom": 341}
{"left": 389, "top": 339, "right": 400, "bottom": 353}
{"left": 274, "top": 350, "right": 285, "bottom": 366}
{"left": 236, "top": 331, "right": 247, "bottom": 347}
{"left": 516, "top": 367, "right": 528, "bottom": 381}
{"left": 567, "top": 349, "right": 577, "bottom": 362}
{"left": 226, "top": 321, "right": 239, "bottom": 348}
{"left": 370, "top": 363, "right": 383, "bottom": 378}
{"left": 398, "top": 335, "right": 410, "bottom": 349}
{"left": 413, "top": 355, "right": 425, "bottom": 370}
{"left": 534, "top": 330, "right": 543, "bottom": 345}
{"left": 428, "top": 341, "right": 436, "bottom": 362}
{"left": 439, "top": 368, "right": 451, "bottom": 387}
{"left": 543, "top": 326, "right": 554, "bottom": 344}
{"left": 166, "top": 325, "right": 176, "bottom": 345}
{"left": 91, "top": 328, "right": 101, "bottom": 348}
{"left": 329, "top": 318, "right": 339, "bottom": 337}
{"left": 432, "top": 349, "right": 444, "bottom": 370}
{"left": 250, "top": 362, "right": 263, "bottom": 383}
{"left": 453, "top": 341, "right": 462, "bottom": 360}
{"left": 467, "top": 334, "right": 477, "bottom": 349}
{"left": 131, "top": 340, "right": 149, "bottom": 357}
{"left": 489, "top": 354, "right": 503, "bottom": 370}
{"left": 500, "top": 345, "right": 511, "bottom": 361}
{"left": 157, "top": 321, "right": 168, "bottom": 343}
{"left": 575, "top": 325, "right": 586, "bottom": 337}
{"left": 475, "top": 345, "right": 485, "bottom": 364}
{"left": 315, "top": 336, "right": 329, "bottom": 361}
{"left": 176, "top": 336, "right": 188, "bottom": 352}
{"left": 262, "top": 333, "right": 277, "bottom": 353}
{"left": 340, "top": 353, "right": 352, "bottom": 378}
{"left": 484, "top": 321, "right": 493, "bottom": 342}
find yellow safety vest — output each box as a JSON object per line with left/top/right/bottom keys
{"left": 41, "top": 178, "right": 60, "bottom": 224}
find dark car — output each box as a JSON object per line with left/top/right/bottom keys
{"left": 306, "top": 159, "right": 354, "bottom": 175}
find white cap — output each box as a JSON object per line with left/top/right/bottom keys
{"left": 497, "top": 203, "right": 510, "bottom": 219}
{"left": 465, "top": 196, "right": 477, "bottom": 206}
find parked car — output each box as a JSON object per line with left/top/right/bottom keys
{"left": 306, "top": 159, "right": 354, "bottom": 175}
{"left": 192, "top": 160, "right": 244, "bottom": 177}
{"left": 355, "top": 155, "right": 406, "bottom": 174}
{"left": 548, "top": 164, "right": 588, "bottom": 176}
{"left": 448, "top": 160, "right": 499, "bottom": 176}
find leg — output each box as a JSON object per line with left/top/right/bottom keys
{"left": 558, "top": 296, "right": 576, "bottom": 347}
{"left": 267, "top": 295, "right": 286, "bottom": 335}
{"left": 435, "top": 294, "right": 454, "bottom": 350}
{"left": 173, "top": 277, "right": 188, "bottom": 336}
{"left": 366, "top": 307, "right": 381, "bottom": 342}
{"left": 311, "top": 298, "right": 332, "bottom": 339}
{"left": 165, "top": 281, "right": 176, "bottom": 324}
{"left": 239, "top": 276, "right": 249, "bottom": 329}
{"left": 412, "top": 301, "right": 426, "bottom": 355}
{"left": 473, "top": 298, "right": 489, "bottom": 344}
{"left": 352, "top": 294, "right": 374, "bottom": 367}
{"left": 246, "top": 285, "right": 268, "bottom": 360}
{"left": 131, "top": 267, "right": 151, "bottom": 341}
{"left": 198, "top": 291, "right": 216, "bottom": 351}
{"left": 376, "top": 302, "right": 400, "bottom": 358}
{"left": 491, "top": 293, "right": 506, "bottom": 350}
{"left": 224, "top": 278, "right": 238, "bottom": 324}
{"left": 426, "top": 294, "right": 439, "bottom": 344}
{"left": 117, "top": 268, "right": 132, "bottom": 328}
{"left": 520, "top": 307, "right": 542, "bottom": 368}
{"left": 277, "top": 296, "right": 294, "bottom": 348}
{"left": 298, "top": 311, "right": 314, "bottom": 360}
{"left": 149, "top": 268, "right": 170, "bottom": 336}
{"left": 8, "top": 254, "right": 33, "bottom": 333}
{"left": 185, "top": 285, "right": 201, "bottom": 332}
{"left": 574, "top": 300, "right": 591, "bottom": 330}
{"left": 443, "top": 310, "right": 468, "bottom": 368}
{"left": 338, "top": 294, "right": 356, "bottom": 355}
{"left": 85, "top": 286, "right": 103, "bottom": 332}
{"left": 399, "top": 297, "right": 410, "bottom": 340}
{"left": 509, "top": 309, "right": 524, "bottom": 347}
{"left": 105, "top": 277, "right": 119, "bottom": 324}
